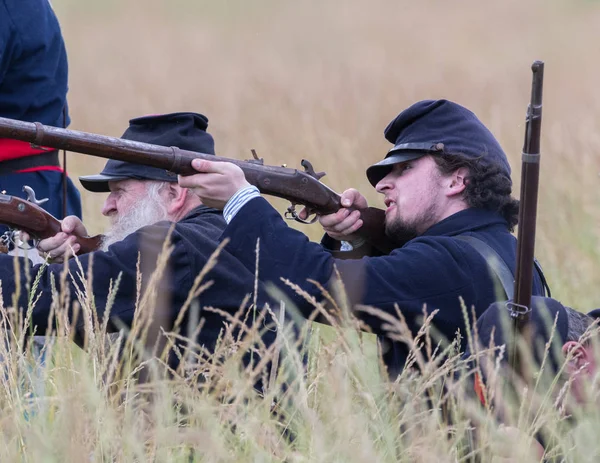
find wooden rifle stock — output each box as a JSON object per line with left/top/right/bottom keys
{"left": 0, "top": 193, "right": 102, "bottom": 254}
{"left": 0, "top": 117, "right": 393, "bottom": 253}
{"left": 509, "top": 61, "right": 545, "bottom": 326}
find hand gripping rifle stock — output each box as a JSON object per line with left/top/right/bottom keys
{"left": 0, "top": 118, "right": 394, "bottom": 254}
{"left": 0, "top": 192, "right": 102, "bottom": 254}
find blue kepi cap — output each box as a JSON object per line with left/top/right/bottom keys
{"left": 366, "top": 100, "right": 511, "bottom": 186}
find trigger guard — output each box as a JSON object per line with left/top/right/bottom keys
{"left": 290, "top": 214, "right": 318, "bottom": 225}
{"left": 285, "top": 205, "right": 319, "bottom": 224}
{"left": 295, "top": 214, "right": 319, "bottom": 225}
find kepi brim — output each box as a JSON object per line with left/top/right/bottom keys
{"left": 79, "top": 174, "right": 130, "bottom": 193}
{"left": 366, "top": 152, "right": 425, "bottom": 186}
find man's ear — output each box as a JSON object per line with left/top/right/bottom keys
{"left": 165, "top": 183, "right": 189, "bottom": 215}
{"left": 562, "top": 341, "right": 593, "bottom": 372}
{"left": 446, "top": 167, "right": 469, "bottom": 198}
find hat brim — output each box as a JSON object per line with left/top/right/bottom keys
{"left": 79, "top": 174, "right": 131, "bottom": 193}
{"left": 366, "top": 152, "right": 425, "bottom": 187}
{"left": 587, "top": 308, "right": 600, "bottom": 319}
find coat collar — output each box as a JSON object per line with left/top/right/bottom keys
{"left": 181, "top": 204, "right": 222, "bottom": 221}
{"left": 421, "top": 208, "right": 508, "bottom": 237}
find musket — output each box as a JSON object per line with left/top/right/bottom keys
{"left": 0, "top": 186, "right": 102, "bottom": 255}
{"left": 0, "top": 117, "right": 393, "bottom": 253}
{"left": 507, "top": 61, "right": 545, "bottom": 327}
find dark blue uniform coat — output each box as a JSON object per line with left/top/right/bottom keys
{"left": 0, "top": 0, "right": 69, "bottom": 127}
{"left": 0, "top": 0, "right": 81, "bottom": 222}
{"left": 0, "top": 206, "right": 272, "bottom": 361}
{"left": 221, "top": 198, "right": 545, "bottom": 376}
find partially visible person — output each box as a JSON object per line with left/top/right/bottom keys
{"left": 466, "top": 296, "right": 600, "bottom": 461}
{"left": 0, "top": 0, "right": 82, "bottom": 234}
{"left": 178, "top": 99, "right": 549, "bottom": 377}
{"left": 0, "top": 0, "right": 83, "bottom": 379}
{"left": 468, "top": 296, "right": 599, "bottom": 407}
{"left": 0, "top": 112, "right": 275, "bottom": 373}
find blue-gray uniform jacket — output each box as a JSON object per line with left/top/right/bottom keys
{"left": 0, "top": 0, "right": 82, "bottom": 222}
{"left": 220, "top": 197, "right": 546, "bottom": 376}
{"left": 0, "top": 206, "right": 273, "bottom": 363}
{"left": 0, "top": 0, "right": 69, "bottom": 127}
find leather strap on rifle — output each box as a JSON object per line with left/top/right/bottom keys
{"left": 455, "top": 235, "right": 550, "bottom": 299}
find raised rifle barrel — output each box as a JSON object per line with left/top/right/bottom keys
{"left": 513, "top": 60, "right": 545, "bottom": 318}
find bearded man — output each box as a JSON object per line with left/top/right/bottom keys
{"left": 179, "top": 99, "right": 550, "bottom": 377}
{"left": 0, "top": 112, "right": 272, "bottom": 368}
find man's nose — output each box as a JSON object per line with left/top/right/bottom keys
{"left": 375, "top": 174, "right": 393, "bottom": 194}
{"left": 101, "top": 195, "right": 116, "bottom": 217}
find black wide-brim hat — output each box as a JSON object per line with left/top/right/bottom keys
{"left": 79, "top": 112, "right": 215, "bottom": 192}
{"left": 366, "top": 99, "right": 512, "bottom": 187}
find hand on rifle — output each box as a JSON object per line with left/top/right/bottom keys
{"left": 299, "top": 189, "right": 368, "bottom": 242}
{"left": 178, "top": 159, "right": 250, "bottom": 209}
{"left": 23, "top": 216, "right": 89, "bottom": 263}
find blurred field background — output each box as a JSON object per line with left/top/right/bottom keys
{"left": 3, "top": 1, "right": 600, "bottom": 460}
{"left": 54, "top": 0, "right": 600, "bottom": 308}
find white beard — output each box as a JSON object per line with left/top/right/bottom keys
{"left": 101, "top": 187, "right": 170, "bottom": 251}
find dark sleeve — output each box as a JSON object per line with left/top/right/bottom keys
{"left": 0, "top": 221, "right": 192, "bottom": 336}
{"left": 222, "top": 197, "right": 476, "bottom": 336}
{"left": 0, "top": 2, "right": 15, "bottom": 84}
{"left": 0, "top": 0, "right": 70, "bottom": 126}
{"left": 222, "top": 197, "right": 336, "bottom": 313}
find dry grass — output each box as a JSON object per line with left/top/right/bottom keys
{"left": 2, "top": 248, "right": 600, "bottom": 462}
{"left": 7, "top": 0, "right": 597, "bottom": 460}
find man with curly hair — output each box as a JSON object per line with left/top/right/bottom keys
{"left": 179, "top": 99, "right": 550, "bottom": 376}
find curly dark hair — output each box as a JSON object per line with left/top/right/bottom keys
{"left": 433, "top": 154, "right": 519, "bottom": 230}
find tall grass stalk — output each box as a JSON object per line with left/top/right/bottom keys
{"left": 2, "top": 247, "right": 600, "bottom": 461}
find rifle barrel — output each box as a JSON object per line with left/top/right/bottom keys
{"left": 513, "top": 60, "right": 544, "bottom": 315}
{"left": 0, "top": 117, "right": 342, "bottom": 211}
{"left": 0, "top": 117, "right": 395, "bottom": 254}
{"left": 0, "top": 118, "right": 233, "bottom": 175}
